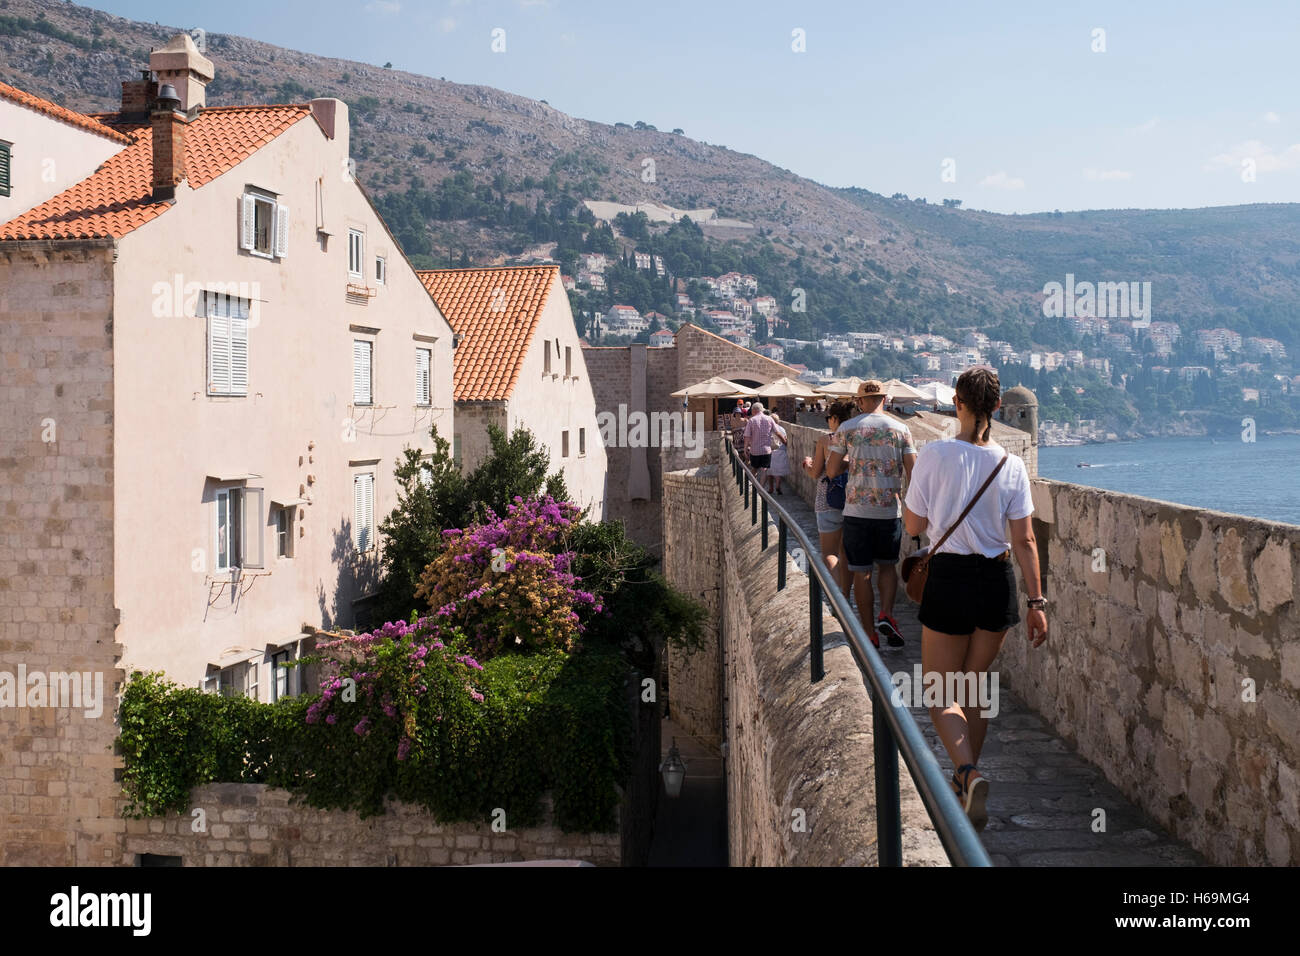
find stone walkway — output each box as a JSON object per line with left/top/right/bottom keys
{"left": 767, "top": 485, "right": 1203, "bottom": 866}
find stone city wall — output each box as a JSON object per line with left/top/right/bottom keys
{"left": 1002, "top": 480, "right": 1299, "bottom": 865}
{"left": 123, "top": 783, "right": 622, "bottom": 866}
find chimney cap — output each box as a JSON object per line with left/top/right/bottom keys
{"left": 156, "top": 84, "right": 181, "bottom": 110}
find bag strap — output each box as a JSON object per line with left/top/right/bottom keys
{"left": 926, "top": 452, "right": 1009, "bottom": 558}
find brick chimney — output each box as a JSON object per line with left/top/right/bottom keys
{"left": 151, "top": 85, "right": 187, "bottom": 202}
{"left": 120, "top": 70, "right": 158, "bottom": 122}
{"left": 149, "top": 33, "right": 214, "bottom": 114}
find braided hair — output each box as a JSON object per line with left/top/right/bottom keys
{"left": 955, "top": 368, "right": 1001, "bottom": 442}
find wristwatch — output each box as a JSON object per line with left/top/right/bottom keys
{"left": 1026, "top": 596, "right": 1047, "bottom": 610}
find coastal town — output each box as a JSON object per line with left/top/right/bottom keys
{"left": 542, "top": 251, "right": 1297, "bottom": 444}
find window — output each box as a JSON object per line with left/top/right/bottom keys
{"left": 565, "top": 346, "right": 572, "bottom": 377}
{"left": 419, "top": 461, "right": 433, "bottom": 488}
{"left": 215, "top": 487, "right": 264, "bottom": 571}
{"left": 562, "top": 430, "right": 570, "bottom": 458}
{"left": 209, "top": 660, "right": 257, "bottom": 699}
{"left": 415, "top": 348, "right": 431, "bottom": 406}
{"left": 0, "top": 142, "right": 10, "bottom": 198}
{"left": 348, "top": 229, "right": 364, "bottom": 277}
{"left": 375, "top": 256, "right": 386, "bottom": 285}
{"left": 205, "top": 291, "right": 249, "bottom": 396}
{"left": 353, "top": 339, "right": 373, "bottom": 405}
{"left": 579, "top": 428, "right": 586, "bottom": 456}
{"left": 240, "top": 191, "right": 288, "bottom": 258}
{"left": 544, "top": 341, "right": 551, "bottom": 374}
{"left": 354, "top": 473, "right": 375, "bottom": 552}
{"left": 453, "top": 436, "right": 462, "bottom": 471}
{"left": 270, "top": 646, "right": 303, "bottom": 702}
{"left": 276, "top": 506, "right": 294, "bottom": 558}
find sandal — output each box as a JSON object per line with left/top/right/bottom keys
{"left": 956, "top": 763, "right": 989, "bottom": 831}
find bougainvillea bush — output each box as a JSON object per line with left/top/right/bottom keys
{"left": 415, "top": 496, "right": 601, "bottom": 658}
{"left": 117, "top": 620, "right": 632, "bottom": 827}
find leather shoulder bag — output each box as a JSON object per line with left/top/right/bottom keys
{"left": 901, "top": 452, "right": 1009, "bottom": 605}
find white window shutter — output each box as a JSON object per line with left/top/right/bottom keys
{"left": 364, "top": 475, "right": 374, "bottom": 551}
{"left": 209, "top": 313, "right": 231, "bottom": 394}
{"left": 240, "top": 487, "right": 264, "bottom": 569}
{"left": 275, "top": 203, "right": 289, "bottom": 258}
{"left": 240, "top": 194, "right": 256, "bottom": 251}
{"left": 354, "top": 474, "right": 374, "bottom": 551}
{"left": 230, "top": 314, "right": 249, "bottom": 395}
{"left": 353, "top": 476, "right": 364, "bottom": 550}
{"left": 353, "top": 340, "right": 371, "bottom": 404}
{"left": 416, "top": 349, "right": 430, "bottom": 404}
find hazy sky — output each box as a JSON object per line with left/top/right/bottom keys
{"left": 83, "top": 0, "right": 1300, "bottom": 214}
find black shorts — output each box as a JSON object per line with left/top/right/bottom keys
{"left": 918, "top": 552, "right": 1020, "bottom": 635}
{"left": 842, "top": 516, "right": 901, "bottom": 572}
{"left": 750, "top": 453, "right": 772, "bottom": 469}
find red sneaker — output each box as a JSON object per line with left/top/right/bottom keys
{"left": 877, "top": 614, "right": 904, "bottom": 647}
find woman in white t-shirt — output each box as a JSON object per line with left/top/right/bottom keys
{"left": 902, "top": 368, "right": 1048, "bottom": 832}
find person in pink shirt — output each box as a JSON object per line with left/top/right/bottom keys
{"left": 743, "top": 401, "right": 776, "bottom": 485}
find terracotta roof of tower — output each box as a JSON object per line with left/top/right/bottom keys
{"left": 417, "top": 265, "right": 559, "bottom": 402}
{"left": 0, "top": 104, "right": 312, "bottom": 241}
{"left": 0, "top": 80, "right": 135, "bottom": 144}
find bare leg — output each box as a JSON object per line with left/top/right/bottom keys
{"left": 876, "top": 561, "right": 899, "bottom": 618}
{"left": 962, "top": 627, "right": 1008, "bottom": 764}
{"left": 921, "top": 626, "right": 976, "bottom": 776}
{"left": 838, "top": 541, "right": 852, "bottom": 596}
{"left": 853, "top": 569, "right": 877, "bottom": 643}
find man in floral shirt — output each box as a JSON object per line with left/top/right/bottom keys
{"left": 826, "top": 380, "right": 917, "bottom": 648}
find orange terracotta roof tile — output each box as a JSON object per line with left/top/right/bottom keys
{"left": 0, "top": 104, "right": 311, "bottom": 241}
{"left": 0, "top": 80, "right": 134, "bottom": 145}
{"left": 417, "top": 265, "right": 559, "bottom": 402}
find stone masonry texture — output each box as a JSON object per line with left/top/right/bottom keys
{"left": 0, "top": 240, "right": 125, "bottom": 865}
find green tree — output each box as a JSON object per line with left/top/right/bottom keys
{"left": 374, "top": 426, "right": 469, "bottom": 625}
{"left": 464, "top": 424, "right": 570, "bottom": 523}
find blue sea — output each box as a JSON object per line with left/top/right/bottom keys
{"left": 1038, "top": 434, "right": 1300, "bottom": 527}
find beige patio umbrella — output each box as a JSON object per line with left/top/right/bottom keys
{"left": 670, "top": 376, "right": 758, "bottom": 398}
{"left": 882, "top": 379, "right": 927, "bottom": 401}
{"left": 754, "top": 376, "right": 820, "bottom": 399}
{"left": 816, "top": 376, "right": 864, "bottom": 396}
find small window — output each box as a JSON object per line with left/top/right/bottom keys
{"left": 276, "top": 507, "right": 294, "bottom": 558}
{"left": 210, "top": 660, "right": 256, "bottom": 699}
{"left": 240, "top": 191, "right": 287, "bottom": 258}
{"left": 353, "top": 340, "right": 373, "bottom": 405}
{"left": 415, "top": 348, "right": 431, "bottom": 406}
{"left": 348, "top": 229, "right": 365, "bottom": 278}
{"left": 561, "top": 430, "right": 570, "bottom": 458}
{"left": 453, "top": 436, "right": 462, "bottom": 471}
{"left": 215, "top": 486, "right": 264, "bottom": 572}
{"left": 375, "top": 256, "right": 386, "bottom": 285}
{"left": 0, "top": 142, "right": 11, "bottom": 198}
{"left": 565, "top": 346, "right": 572, "bottom": 377}
{"left": 419, "top": 461, "right": 433, "bottom": 488}
{"left": 354, "top": 472, "right": 375, "bottom": 552}
{"left": 579, "top": 428, "right": 586, "bottom": 456}
{"left": 544, "top": 341, "right": 551, "bottom": 374}
{"left": 270, "top": 647, "right": 302, "bottom": 702}
{"left": 205, "top": 292, "right": 250, "bottom": 396}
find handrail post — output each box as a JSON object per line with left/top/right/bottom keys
{"left": 873, "top": 685, "right": 903, "bottom": 866}
{"left": 761, "top": 498, "right": 768, "bottom": 549}
{"left": 809, "top": 573, "right": 824, "bottom": 682}
{"left": 751, "top": 480, "right": 757, "bottom": 525}
{"left": 777, "top": 519, "right": 787, "bottom": 591}
{"left": 744, "top": 471, "right": 749, "bottom": 509}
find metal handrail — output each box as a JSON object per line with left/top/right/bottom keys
{"left": 726, "top": 438, "right": 992, "bottom": 867}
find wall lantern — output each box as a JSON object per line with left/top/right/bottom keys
{"left": 659, "top": 738, "right": 687, "bottom": 799}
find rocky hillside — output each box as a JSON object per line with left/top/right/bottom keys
{"left": 3, "top": 0, "right": 1299, "bottom": 345}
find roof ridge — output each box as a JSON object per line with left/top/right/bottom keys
{"left": 0, "top": 80, "right": 134, "bottom": 145}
